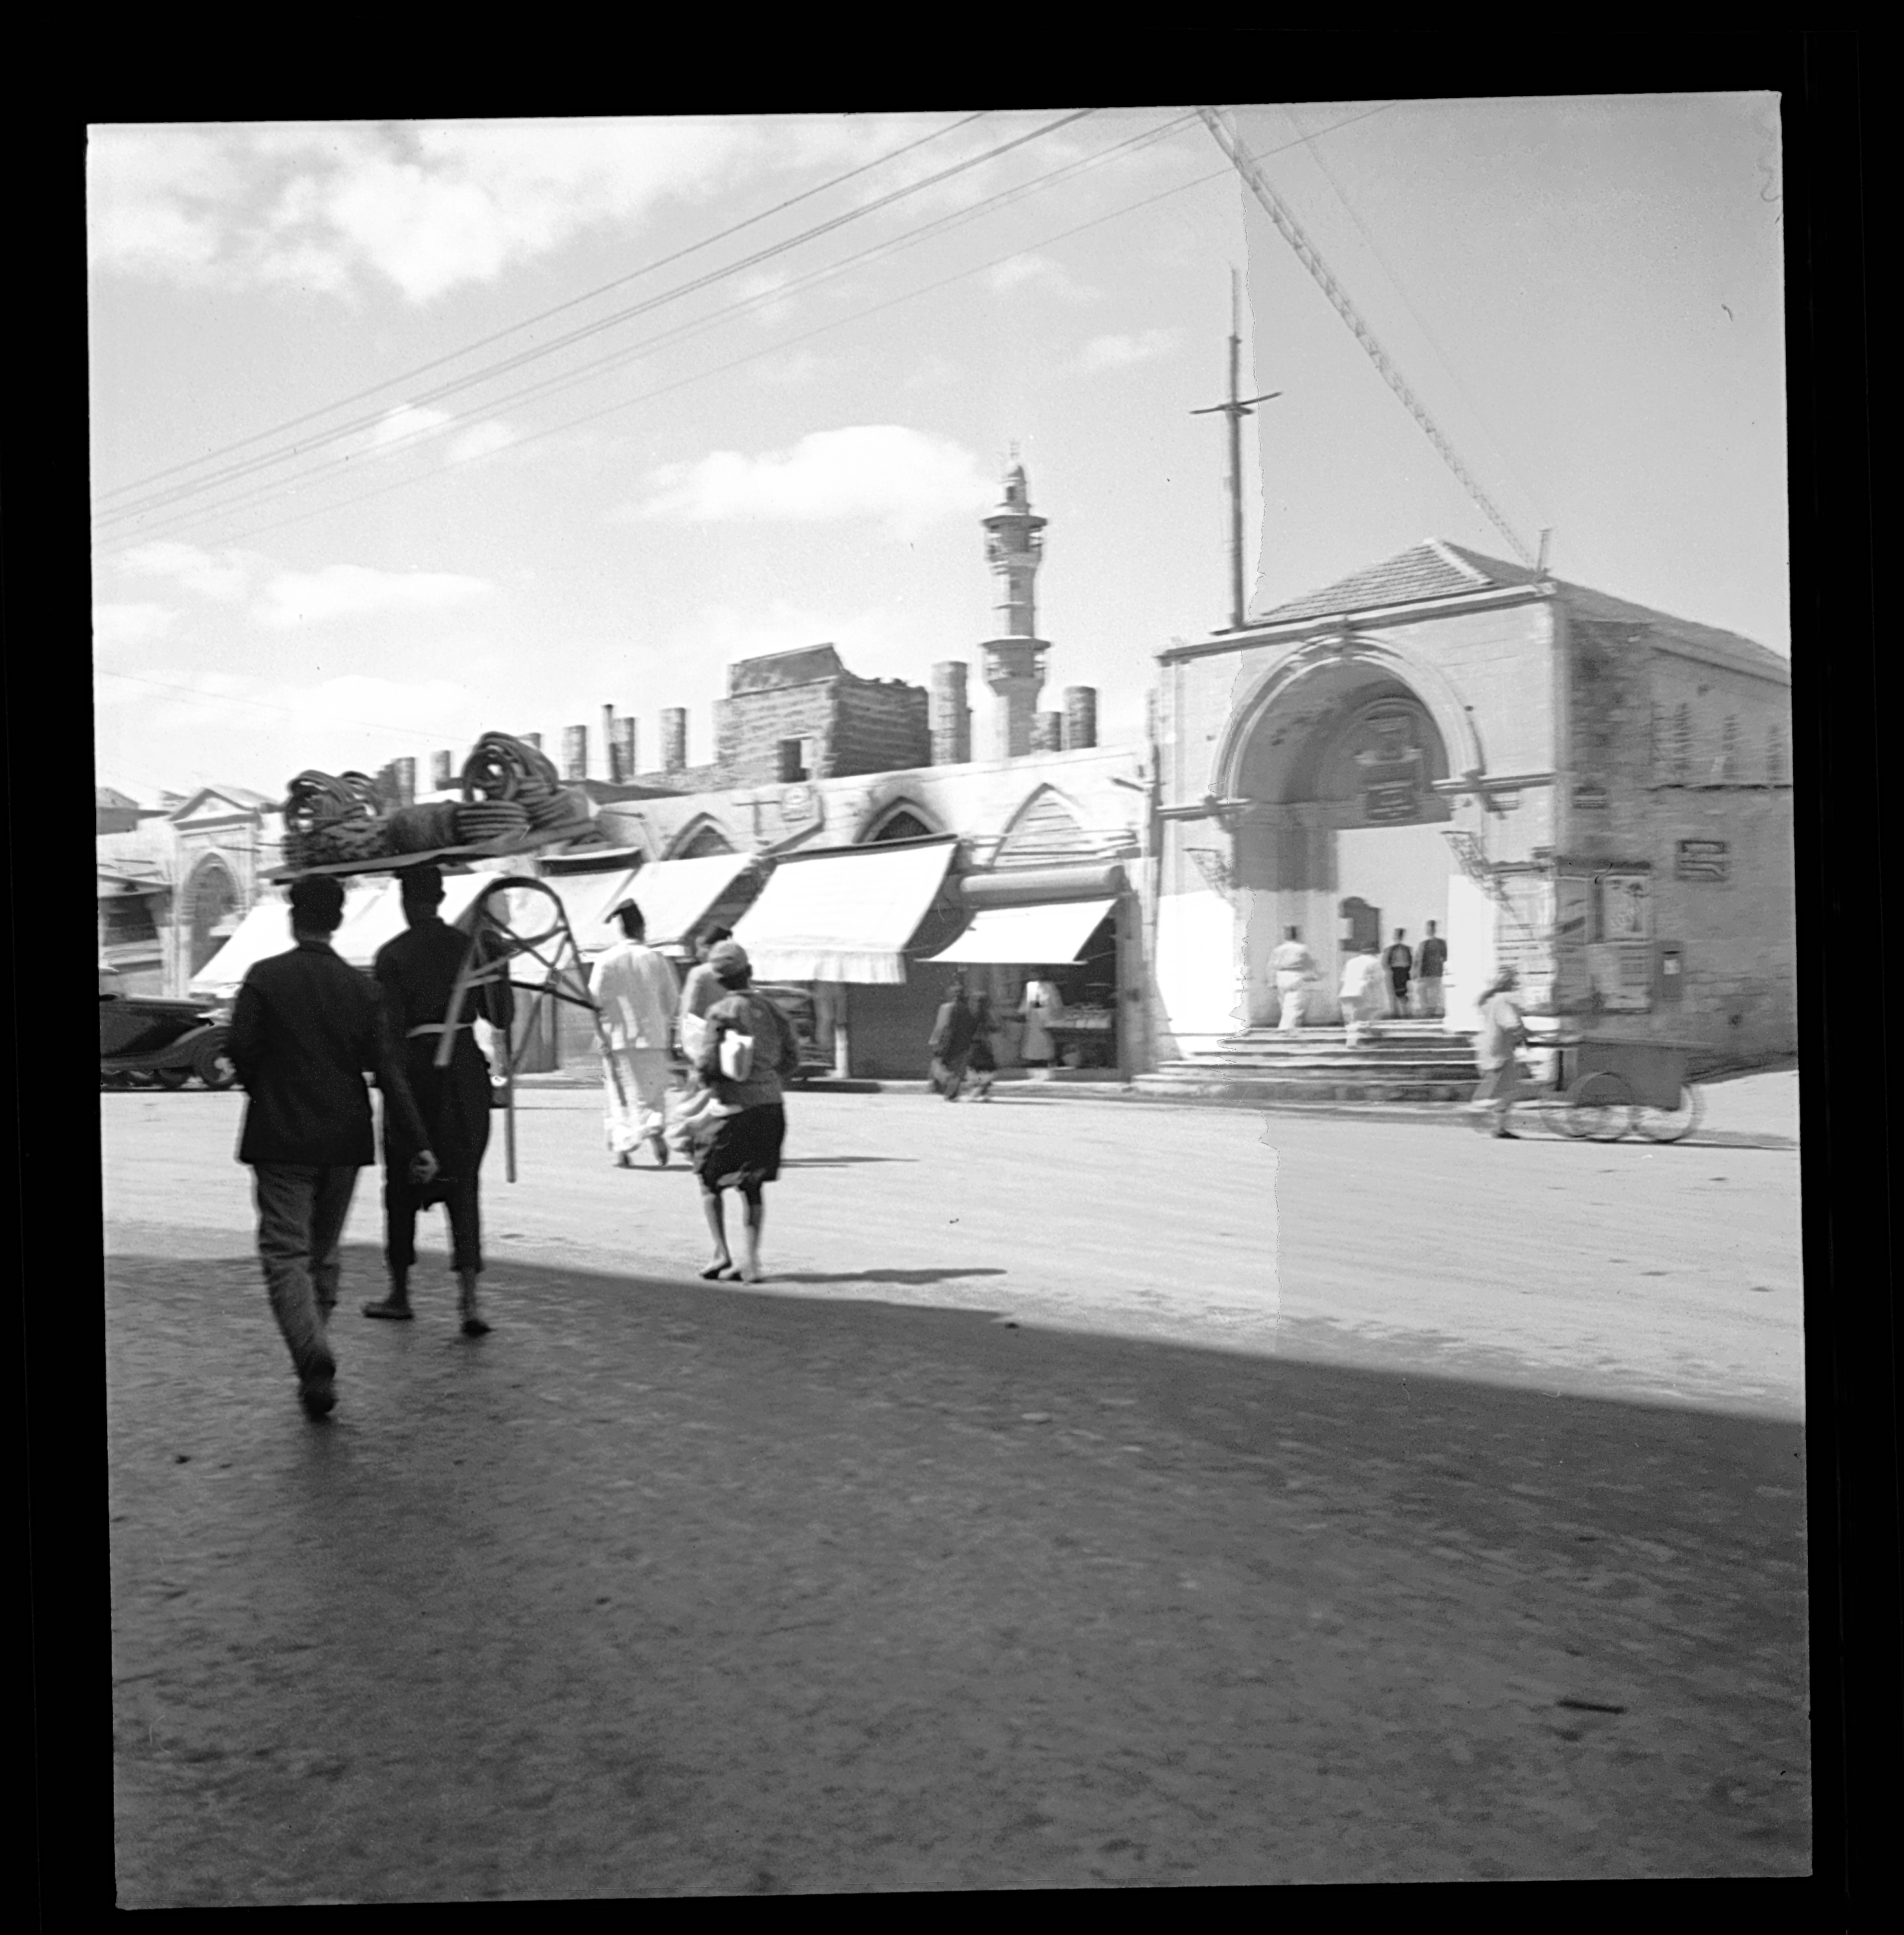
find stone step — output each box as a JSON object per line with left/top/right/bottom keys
{"left": 1135, "top": 1071, "right": 1480, "bottom": 1104}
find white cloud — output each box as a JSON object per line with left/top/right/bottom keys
{"left": 984, "top": 253, "right": 1092, "bottom": 300}
{"left": 114, "top": 540, "right": 259, "bottom": 602}
{"left": 253, "top": 564, "right": 493, "bottom": 628}
{"left": 368, "top": 403, "right": 454, "bottom": 450}
{"left": 448, "top": 419, "right": 517, "bottom": 462}
{"left": 87, "top": 118, "right": 753, "bottom": 304}
{"left": 629, "top": 425, "right": 991, "bottom": 543}
{"left": 92, "top": 601, "right": 180, "bottom": 652}
{"left": 1076, "top": 327, "right": 1184, "bottom": 373}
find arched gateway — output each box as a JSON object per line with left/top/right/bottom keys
{"left": 1215, "top": 643, "right": 1463, "bottom": 1025}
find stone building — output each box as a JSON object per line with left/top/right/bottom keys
{"left": 1150, "top": 539, "right": 1794, "bottom": 1073}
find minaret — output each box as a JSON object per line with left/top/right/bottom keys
{"left": 979, "top": 456, "right": 1050, "bottom": 760}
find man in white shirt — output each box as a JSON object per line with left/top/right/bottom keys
{"left": 1337, "top": 940, "right": 1385, "bottom": 1047}
{"left": 589, "top": 900, "right": 681, "bottom": 1168}
{"left": 1268, "top": 927, "right": 1319, "bottom": 1031}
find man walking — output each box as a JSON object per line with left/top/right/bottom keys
{"left": 927, "top": 980, "right": 980, "bottom": 1100}
{"left": 227, "top": 874, "right": 436, "bottom": 1418}
{"left": 1269, "top": 927, "right": 1319, "bottom": 1031}
{"left": 591, "top": 899, "right": 681, "bottom": 1168}
{"left": 1383, "top": 928, "right": 1414, "bottom": 1018}
{"left": 1338, "top": 938, "right": 1385, "bottom": 1048}
{"left": 1472, "top": 965, "right": 1529, "bottom": 1138}
{"left": 362, "top": 865, "right": 513, "bottom": 1338}
{"left": 1415, "top": 920, "right": 1447, "bottom": 1017}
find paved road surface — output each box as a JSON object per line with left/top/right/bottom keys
{"left": 105, "top": 1078, "right": 1806, "bottom": 1899}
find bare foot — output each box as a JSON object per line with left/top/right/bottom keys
{"left": 699, "top": 1260, "right": 735, "bottom": 1280}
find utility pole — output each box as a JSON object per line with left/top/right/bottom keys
{"left": 1192, "top": 267, "right": 1281, "bottom": 632}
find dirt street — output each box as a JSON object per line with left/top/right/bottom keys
{"left": 105, "top": 1077, "right": 1806, "bottom": 1899}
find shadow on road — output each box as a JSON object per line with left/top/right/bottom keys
{"left": 778, "top": 1156, "right": 920, "bottom": 1167}
{"left": 107, "top": 1242, "right": 1810, "bottom": 1900}
{"left": 770, "top": 1265, "right": 1010, "bottom": 1287}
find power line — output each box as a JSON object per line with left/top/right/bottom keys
{"left": 93, "top": 112, "right": 993, "bottom": 505}
{"left": 103, "top": 106, "right": 1397, "bottom": 554}
{"left": 1197, "top": 105, "right": 1538, "bottom": 568}
{"left": 95, "top": 110, "right": 1098, "bottom": 530}
{"left": 108, "top": 113, "right": 1201, "bottom": 547}
{"left": 1279, "top": 102, "right": 1551, "bottom": 533}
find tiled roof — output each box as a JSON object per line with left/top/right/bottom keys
{"left": 1251, "top": 540, "right": 1538, "bottom": 625}
{"left": 1250, "top": 539, "right": 1787, "bottom": 681}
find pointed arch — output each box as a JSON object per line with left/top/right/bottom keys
{"left": 993, "top": 783, "right": 1099, "bottom": 865}
{"left": 856, "top": 796, "right": 942, "bottom": 843}
{"left": 665, "top": 814, "right": 738, "bottom": 860}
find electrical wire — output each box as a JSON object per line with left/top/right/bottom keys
{"left": 101, "top": 105, "right": 1397, "bottom": 554}
{"left": 107, "top": 113, "right": 1203, "bottom": 545}
{"left": 95, "top": 110, "right": 1096, "bottom": 528}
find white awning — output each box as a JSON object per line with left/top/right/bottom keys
{"left": 555, "top": 852, "right": 758, "bottom": 956}
{"left": 187, "top": 882, "right": 385, "bottom": 996}
{"left": 731, "top": 841, "right": 957, "bottom": 983}
{"left": 925, "top": 898, "right": 1115, "bottom": 966}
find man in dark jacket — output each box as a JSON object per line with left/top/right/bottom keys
{"left": 927, "top": 980, "right": 980, "bottom": 1101}
{"left": 362, "top": 865, "right": 513, "bottom": 1337}
{"left": 227, "top": 874, "right": 436, "bottom": 1418}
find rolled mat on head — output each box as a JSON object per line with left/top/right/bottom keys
{"left": 387, "top": 800, "right": 464, "bottom": 854}
{"left": 460, "top": 733, "right": 563, "bottom": 805}
{"left": 453, "top": 799, "right": 532, "bottom": 845}
{"left": 283, "top": 769, "right": 375, "bottom": 836}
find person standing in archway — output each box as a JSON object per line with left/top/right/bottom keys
{"left": 1019, "top": 970, "right": 1065, "bottom": 1077}
{"left": 1415, "top": 920, "right": 1448, "bottom": 1017}
{"left": 1383, "top": 928, "right": 1414, "bottom": 1018}
{"left": 1269, "top": 927, "right": 1318, "bottom": 1031}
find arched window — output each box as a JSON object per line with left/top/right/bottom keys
{"left": 867, "top": 807, "right": 933, "bottom": 843}
{"left": 184, "top": 858, "right": 241, "bottom": 977}
{"left": 671, "top": 818, "right": 736, "bottom": 858}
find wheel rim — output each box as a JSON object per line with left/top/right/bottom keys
{"left": 1631, "top": 1084, "right": 1704, "bottom": 1143}
{"left": 1565, "top": 1071, "right": 1633, "bottom": 1141}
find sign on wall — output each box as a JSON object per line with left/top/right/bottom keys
{"left": 1675, "top": 839, "right": 1730, "bottom": 882}
{"left": 1598, "top": 870, "right": 1653, "bottom": 940}
{"left": 1338, "top": 698, "right": 1431, "bottom": 825}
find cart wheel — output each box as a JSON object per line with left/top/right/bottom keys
{"left": 1630, "top": 1083, "right": 1704, "bottom": 1144}
{"left": 194, "top": 1036, "right": 239, "bottom": 1091}
{"left": 155, "top": 1068, "right": 191, "bottom": 1090}
{"left": 1563, "top": 1071, "right": 1633, "bottom": 1141}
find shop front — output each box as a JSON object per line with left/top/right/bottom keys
{"left": 926, "top": 861, "right": 1135, "bottom": 1078}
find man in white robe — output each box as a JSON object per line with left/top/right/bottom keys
{"left": 589, "top": 901, "right": 680, "bottom": 1168}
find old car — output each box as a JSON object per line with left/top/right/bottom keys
{"left": 99, "top": 966, "right": 237, "bottom": 1090}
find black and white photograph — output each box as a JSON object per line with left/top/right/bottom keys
{"left": 82, "top": 88, "right": 1841, "bottom": 1901}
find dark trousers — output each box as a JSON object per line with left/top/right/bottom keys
{"left": 1389, "top": 971, "right": 1412, "bottom": 1017}
{"left": 384, "top": 1170, "right": 483, "bottom": 1276}
{"left": 253, "top": 1163, "right": 359, "bottom": 1376}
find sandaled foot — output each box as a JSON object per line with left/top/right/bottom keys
{"left": 616, "top": 1152, "right": 634, "bottom": 1169}
{"left": 362, "top": 1298, "right": 415, "bottom": 1321}
{"left": 699, "top": 1260, "right": 736, "bottom": 1281}
{"left": 460, "top": 1311, "right": 492, "bottom": 1337}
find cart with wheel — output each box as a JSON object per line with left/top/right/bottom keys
{"left": 1542, "top": 1033, "right": 1704, "bottom": 1143}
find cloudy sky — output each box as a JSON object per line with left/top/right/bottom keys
{"left": 88, "top": 99, "right": 1786, "bottom": 803}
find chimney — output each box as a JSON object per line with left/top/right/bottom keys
{"left": 1062, "top": 686, "right": 1097, "bottom": 750}
{"left": 391, "top": 757, "right": 417, "bottom": 806}
{"left": 429, "top": 750, "right": 454, "bottom": 793}
{"left": 615, "top": 718, "right": 637, "bottom": 783}
{"left": 1033, "top": 710, "right": 1064, "bottom": 754}
{"left": 662, "top": 707, "right": 688, "bottom": 773}
{"left": 563, "top": 725, "right": 588, "bottom": 783}
{"left": 930, "top": 661, "right": 971, "bottom": 765}
{"left": 601, "top": 705, "right": 618, "bottom": 781}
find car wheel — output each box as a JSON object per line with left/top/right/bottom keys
{"left": 194, "top": 1034, "right": 239, "bottom": 1090}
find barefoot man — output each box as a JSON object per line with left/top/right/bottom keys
{"left": 590, "top": 898, "right": 681, "bottom": 1170}
{"left": 362, "top": 864, "right": 513, "bottom": 1338}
